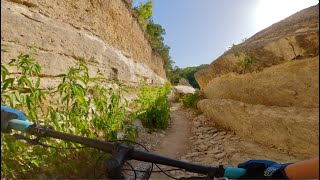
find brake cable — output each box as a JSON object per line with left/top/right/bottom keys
{"left": 13, "top": 133, "right": 88, "bottom": 149}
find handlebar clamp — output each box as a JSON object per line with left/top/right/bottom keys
{"left": 206, "top": 165, "right": 225, "bottom": 178}
{"left": 105, "top": 143, "right": 134, "bottom": 179}
{"left": 28, "top": 124, "right": 52, "bottom": 137}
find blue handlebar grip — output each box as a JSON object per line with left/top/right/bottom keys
{"left": 224, "top": 166, "right": 247, "bottom": 179}
{"left": 8, "top": 119, "right": 34, "bottom": 132}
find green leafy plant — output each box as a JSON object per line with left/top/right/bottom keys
{"left": 132, "top": 0, "right": 153, "bottom": 30}
{"left": 1, "top": 44, "right": 8, "bottom": 52}
{"left": 1, "top": 49, "right": 137, "bottom": 178}
{"left": 132, "top": 82, "right": 171, "bottom": 130}
{"left": 132, "top": 1, "right": 174, "bottom": 78}
{"left": 180, "top": 91, "right": 204, "bottom": 109}
{"left": 231, "top": 44, "right": 255, "bottom": 73}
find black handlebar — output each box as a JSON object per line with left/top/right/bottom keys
{"left": 7, "top": 119, "right": 247, "bottom": 179}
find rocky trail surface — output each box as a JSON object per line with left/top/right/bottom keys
{"left": 131, "top": 100, "right": 305, "bottom": 179}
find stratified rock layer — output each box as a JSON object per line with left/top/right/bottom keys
{"left": 198, "top": 99, "right": 319, "bottom": 157}
{"left": 195, "top": 4, "right": 319, "bottom": 89}
{"left": 195, "top": 4, "right": 319, "bottom": 158}
{"left": 203, "top": 57, "right": 319, "bottom": 108}
{"left": 1, "top": 0, "right": 166, "bottom": 87}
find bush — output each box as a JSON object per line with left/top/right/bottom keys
{"left": 231, "top": 44, "right": 255, "bottom": 73}
{"left": 132, "top": 82, "right": 171, "bottom": 130}
{"left": 180, "top": 91, "right": 204, "bottom": 109}
{"left": 1, "top": 48, "right": 137, "bottom": 178}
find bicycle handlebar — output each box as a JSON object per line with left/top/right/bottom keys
{"left": 8, "top": 119, "right": 33, "bottom": 132}
{"left": 223, "top": 166, "right": 247, "bottom": 179}
{"left": 8, "top": 119, "right": 247, "bottom": 179}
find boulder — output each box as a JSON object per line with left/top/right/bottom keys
{"left": 132, "top": 119, "right": 144, "bottom": 130}
{"left": 177, "top": 78, "right": 193, "bottom": 87}
{"left": 173, "top": 85, "right": 196, "bottom": 95}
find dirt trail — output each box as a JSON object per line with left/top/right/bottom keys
{"left": 136, "top": 100, "right": 304, "bottom": 179}
{"left": 150, "top": 102, "right": 193, "bottom": 179}
{"left": 153, "top": 103, "right": 191, "bottom": 157}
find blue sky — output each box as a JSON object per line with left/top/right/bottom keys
{"left": 133, "top": 0, "right": 318, "bottom": 68}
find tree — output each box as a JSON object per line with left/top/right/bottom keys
{"left": 132, "top": 1, "right": 174, "bottom": 78}
{"left": 132, "top": 1, "right": 206, "bottom": 86}
{"left": 146, "top": 21, "right": 165, "bottom": 50}
{"left": 167, "top": 64, "right": 209, "bottom": 89}
{"left": 132, "top": 1, "right": 153, "bottom": 30}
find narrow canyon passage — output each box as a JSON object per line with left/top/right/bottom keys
{"left": 150, "top": 102, "right": 193, "bottom": 179}
{"left": 147, "top": 101, "right": 302, "bottom": 179}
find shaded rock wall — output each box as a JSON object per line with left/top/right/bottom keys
{"left": 1, "top": 0, "right": 166, "bottom": 87}
{"left": 195, "top": 4, "right": 319, "bottom": 158}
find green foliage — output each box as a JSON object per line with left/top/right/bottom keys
{"left": 1, "top": 50, "right": 137, "bottom": 178}
{"left": 231, "top": 44, "right": 255, "bottom": 73}
{"left": 180, "top": 91, "right": 204, "bottom": 109}
{"left": 133, "top": 0, "right": 153, "bottom": 29}
{"left": 132, "top": 1, "right": 174, "bottom": 78}
{"left": 132, "top": 82, "right": 171, "bottom": 130}
{"left": 168, "top": 64, "right": 209, "bottom": 89}
{"left": 237, "top": 56, "right": 255, "bottom": 69}
{"left": 1, "top": 44, "right": 8, "bottom": 52}
{"left": 146, "top": 21, "right": 165, "bottom": 48}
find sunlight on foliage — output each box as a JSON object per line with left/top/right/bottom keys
{"left": 1, "top": 46, "right": 173, "bottom": 178}
{"left": 131, "top": 81, "right": 171, "bottom": 130}
{"left": 180, "top": 91, "right": 205, "bottom": 109}
{"left": 132, "top": 0, "right": 174, "bottom": 79}
{"left": 1, "top": 48, "right": 137, "bottom": 178}
{"left": 231, "top": 44, "right": 256, "bottom": 73}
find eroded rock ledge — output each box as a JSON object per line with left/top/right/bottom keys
{"left": 198, "top": 99, "right": 319, "bottom": 158}
{"left": 1, "top": 0, "right": 166, "bottom": 87}
{"left": 194, "top": 4, "right": 319, "bottom": 158}
{"left": 195, "top": 4, "right": 319, "bottom": 90}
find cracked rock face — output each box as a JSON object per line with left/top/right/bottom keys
{"left": 1, "top": 0, "right": 166, "bottom": 88}
{"left": 203, "top": 57, "right": 319, "bottom": 108}
{"left": 198, "top": 99, "right": 319, "bottom": 157}
{"left": 194, "top": 4, "right": 319, "bottom": 158}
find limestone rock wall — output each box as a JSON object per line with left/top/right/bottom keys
{"left": 198, "top": 99, "right": 319, "bottom": 157}
{"left": 203, "top": 57, "right": 319, "bottom": 108}
{"left": 1, "top": 0, "right": 166, "bottom": 87}
{"left": 195, "top": 4, "right": 319, "bottom": 90}
{"left": 195, "top": 4, "right": 319, "bottom": 158}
